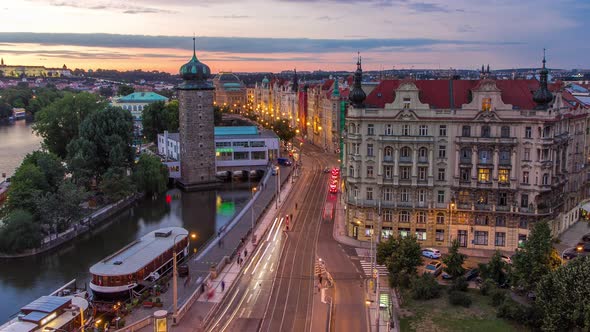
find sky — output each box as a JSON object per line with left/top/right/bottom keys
{"left": 0, "top": 0, "right": 588, "bottom": 73}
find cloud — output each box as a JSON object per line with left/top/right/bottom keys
{"left": 28, "top": 0, "right": 176, "bottom": 14}
{"left": 407, "top": 2, "right": 449, "bottom": 12}
{"left": 457, "top": 24, "right": 475, "bottom": 33}
{"left": 208, "top": 15, "right": 251, "bottom": 19}
{"left": 0, "top": 32, "right": 521, "bottom": 55}
{"left": 316, "top": 16, "right": 342, "bottom": 21}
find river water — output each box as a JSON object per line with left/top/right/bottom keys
{"left": 0, "top": 122, "right": 251, "bottom": 323}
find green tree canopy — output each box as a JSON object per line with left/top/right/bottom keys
{"left": 377, "top": 235, "right": 423, "bottom": 288}
{"left": 0, "top": 209, "right": 42, "bottom": 253}
{"left": 67, "top": 106, "right": 134, "bottom": 187}
{"left": 443, "top": 239, "right": 466, "bottom": 278}
{"left": 479, "top": 250, "right": 508, "bottom": 285}
{"left": 511, "top": 220, "right": 555, "bottom": 292}
{"left": 133, "top": 154, "right": 169, "bottom": 195}
{"left": 117, "top": 85, "right": 134, "bottom": 96}
{"left": 98, "top": 86, "right": 114, "bottom": 98}
{"left": 271, "top": 119, "right": 296, "bottom": 142}
{"left": 33, "top": 92, "right": 106, "bottom": 158}
{"left": 141, "top": 101, "right": 179, "bottom": 143}
{"left": 99, "top": 167, "right": 134, "bottom": 203}
{"left": 535, "top": 255, "right": 590, "bottom": 331}
{"left": 35, "top": 181, "right": 87, "bottom": 233}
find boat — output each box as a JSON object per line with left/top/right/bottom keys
{"left": 89, "top": 227, "right": 189, "bottom": 300}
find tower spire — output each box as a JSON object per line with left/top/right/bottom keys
{"left": 349, "top": 53, "right": 366, "bottom": 107}
{"left": 533, "top": 48, "right": 552, "bottom": 109}
{"left": 192, "top": 35, "right": 197, "bottom": 59}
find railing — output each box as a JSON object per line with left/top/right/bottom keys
{"left": 118, "top": 316, "right": 152, "bottom": 332}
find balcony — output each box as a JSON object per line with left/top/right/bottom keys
{"left": 383, "top": 156, "right": 394, "bottom": 163}
{"left": 379, "top": 135, "right": 434, "bottom": 144}
{"left": 496, "top": 205, "right": 510, "bottom": 212}
{"left": 417, "top": 157, "right": 429, "bottom": 164}
{"left": 474, "top": 204, "right": 491, "bottom": 211}
{"left": 476, "top": 181, "right": 492, "bottom": 188}
{"left": 456, "top": 136, "right": 517, "bottom": 145}
{"left": 399, "top": 156, "right": 412, "bottom": 163}
{"left": 499, "top": 159, "right": 512, "bottom": 166}
{"left": 398, "top": 201, "right": 413, "bottom": 208}
{"left": 459, "top": 157, "right": 472, "bottom": 165}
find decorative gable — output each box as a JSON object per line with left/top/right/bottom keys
{"left": 461, "top": 80, "right": 513, "bottom": 111}
{"left": 385, "top": 81, "right": 430, "bottom": 110}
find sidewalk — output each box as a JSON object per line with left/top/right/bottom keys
{"left": 332, "top": 193, "right": 370, "bottom": 249}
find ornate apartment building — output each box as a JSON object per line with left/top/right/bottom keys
{"left": 343, "top": 55, "right": 590, "bottom": 252}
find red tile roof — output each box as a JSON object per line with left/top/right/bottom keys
{"left": 364, "top": 79, "right": 563, "bottom": 110}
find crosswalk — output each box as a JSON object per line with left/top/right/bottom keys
{"left": 359, "top": 259, "right": 388, "bottom": 278}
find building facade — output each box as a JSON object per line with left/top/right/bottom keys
{"left": 0, "top": 59, "right": 71, "bottom": 78}
{"left": 212, "top": 72, "right": 247, "bottom": 112}
{"left": 343, "top": 56, "right": 590, "bottom": 253}
{"left": 177, "top": 40, "right": 218, "bottom": 190}
{"left": 111, "top": 92, "right": 169, "bottom": 122}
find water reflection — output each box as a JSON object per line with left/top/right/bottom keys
{"left": 0, "top": 185, "right": 251, "bottom": 322}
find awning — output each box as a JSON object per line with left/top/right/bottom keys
{"left": 580, "top": 202, "right": 590, "bottom": 213}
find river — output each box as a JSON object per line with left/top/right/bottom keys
{"left": 0, "top": 122, "right": 253, "bottom": 323}
{"left": 0, "top": 120, "right": 42, "bottom": 178}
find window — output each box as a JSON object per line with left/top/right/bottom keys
{"left": 462, "top": 125, "right": 471, "bottom": 137}
{"left": 522, "top": 171, "right": 529, "bottom": 184}
{"left": 367, "top": 144, "right": 374, "bottom": 157}
{"left": 495, "top": 232, "right": 506, "bottom": 246}
{"left": 402, "top": 124, "right": 410, "bottom": 136}
{"left": 501, "top": 126, "right": 510, "bottom": 138}
{"left": 366, "top": 187, "right": 373, "bottom": 200}
{"left": 417, "top": 212, "right": 426, "bottom": 223}
{"left": 418, "top": 167, "right": 427, "bottom": 180}
{"left": 521, "top": 194, "right": 529, "bottom": 208}
{"left": 419, "top": 125, "right": 428, "bottom": 136}
{"left": 499, "top": 150, "right": 511, "bottom": 164}
{"left": 400, "top": 147, "right": 411, "bottom": 158}
{"left": 438, "top": 168, "right": 446, "bottom": 181}
{"left": 437, "top": 190, "right": 445, "bottom": 203}
{"left": 523, "top": 148, "right": 530, "bottom": 160}
{"left": 474, "top": 231, "right": 488, "bottom": 245}
{"left": 403, "top": 97, "right": 411, "bottom": 109}
{"left": 415, "top": 229, "right": 427, "bottom": 241}
{"left": 461, "top": 148, "right": 471, "bottom": 160}
{"left": 233, "top": 141, "right": 250, "bottom": 147}
{"left": 399, "top": 228, "right": 411, "bottom": 238}
{"left": 475, "top": 215, "right": 489, "bottom": 226}
{"left": 439, "top": 125, "right": 447, "bottom": 136}
{"left": 482, "top": 97, "right": 491, "bottom": 111}
{"left": 251, "top": 151, "right": 266, "bottom": 160}
{"left": 384, "top": 147, "right": 393, "bottom": 161}
{"left": 477, "top": 193, "right": 488, "bottom": 205}
{"left": 496, "top": 216, "right": 506, "bottom": 227}
{"left": 383, "top": 188, "right": 393, "bottom": 201}
{"left": 418, "top": 147, "right": 428, "bottom": 159}
{"left": 542, "top": 173, "right": 549, "bottom": 185}
{"left": 399, "top": 211, "right": 410, "bottom": 223}
{"left": 382, "top": 227, "right": 393, "bottom": 239}
{"left": 478, "top": 168, "right": 490, "bottom": 182}
{"left": 349, "top": 123, "right": 357, "bottom": 134}
{"left": 436, "top": 213, "right": 445, "bottom": 224}
{"left": 479, "top": 149, "right": 491, "bottom": 164}
{"left": 384, "top": 166, "right": 393, "bottom": 179}
{"left": 498, "top": 192, "right": 507, "bottom": 206}
{"left": 385, "top": 124, "right": 393, "bottom": 135}
{"left": 367, "top": 124, "right": 374, "bottom": 136}
{"left": 367, "top": 165, "right": 374, "bottom": 178}
{"left": 349, "top": 165, "right": 355, "bottom": 177}
{"left": 352, "top": 143, "right": 360, "bottom": 155}
{"left": 400, "top": 167, "right": 410, "bottom": 180}
{"left": 364, "top": 226, "right": 373, "bottom": 237}
{"left": 353, "top": 186, "right": 359, "bottom": 199}
{"left": 435, "top": 229, "right": 445, "bottom": 241}
{"left": 384, "top": 210, "right": 393, "bottom": 222}
{"left": 234, "top": 151, "right": 249, "bottom": 160}
{"left": 525, "top": 126, "right": 532, "bottom": 138}
{"left": 460, "top": 168, "right": 470, "bottom": 181}
{"left": 438, "top": 145, "right": 446, "bottom": 159}
{"left": 481, "top": 125, "right": 491, "bottom": 138}
{"left": 498, "top": 169, "right": 509, "bottom": 183}
{"left": 400, "top": 189, "right": 409, "bottom": 202}
{"left": 418, "top": 190, "right": 426, "bottom": 203}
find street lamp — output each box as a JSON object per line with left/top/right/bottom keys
{"left": 173, "top": 231, "right": 197, "bottom": 323}
{"left": 275, "top": 166, "right": 281, "bottom": 209}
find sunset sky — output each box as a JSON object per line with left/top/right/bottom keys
{"left": 0, "top": 0, "right": 588, "bottom": 73}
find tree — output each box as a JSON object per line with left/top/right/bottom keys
{"left": 511, "top": 220, "right": 555, "bottom": 292}
{"left": 142, "top": 101, "right": 169, "bottom": 143}
{"left": 377, "top": 235, "right": 423, "bottom": 288}
{"left": 535, "top": 255, "right": 590, "bottom": 331}
{"left": 99, "top": 167, "right": 134, "bottom": 203}
{"left": 271, "top": 120, "right": 296, "bottom": 142}
{"left": 117, "top": 85, "right": 134, "bottom": 96}
{"left": 133, "top": 154, "right": 169, "bottom": 195}
{"left": 0, "top": 209, "right": 42, "bottom": 253}
{"left": 98, "top": 86, "right": 114, "bottom": 98}
{"left": 35, "top": 181, "right": 87, "bottom": 233}
{"left": 67, "top": 106, "right": 134, "bottom": 187}
{"left": 166, "top": 100, "right": 179, "bottom": 131}
{"left": 443, "top": 239, "right": 466, "bottom": 279}
{"left": 479, "top": 250, "right": 507, "bottom": 285}
{"left": 33, "top": 92, "right": 106, "bottom": 158}
{"left": 0, "top": 102, "right": 12, "bottom": 121}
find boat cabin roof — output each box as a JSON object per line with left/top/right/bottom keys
{"left": 90, "top": 227, "right": 188, "bottom": 276}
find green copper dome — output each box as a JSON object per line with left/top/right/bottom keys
{"left": 179, "top": 38, "right": 211, "bottom": 82}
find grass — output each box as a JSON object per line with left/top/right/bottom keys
{"left": 398, "top": 287, "right": 524, "bottom": 332}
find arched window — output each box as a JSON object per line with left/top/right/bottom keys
{"left": 399, "top": 211, "right": 410, "bottom": 223}
{"left": 400, "top": 146, "right": 411, "bottom": 158}
{"left": 418, "top": 147, "right": 428, "bottom": 158}
{"left": 384, "top": 146, "right": 393, "bottom": 161}
{"left": 500, "top": 126, "right": 510, "bottom": 138}
{"left": 416, "top": 211, "right": 426, "bottom": 223}
{"left": 349, "top": 123, "right": 356, "bottom": 134}
{"left": 436, "top": 213, "right": 445, "bottom": 224}
{"left": 348, "top": 165, "right": 354, "bottom": 177}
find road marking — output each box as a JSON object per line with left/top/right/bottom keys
{"left": 247, "top": 293, "right": 253, "bottom": 304}
{"left": 209, "top": 287, "right": 240, "bottom": 331}
{"left": 358, "top": 260, "right": 388, "bottom": 277}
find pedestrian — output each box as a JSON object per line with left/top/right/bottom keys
{"left": 295, "top": 203, "right": 298, "bottom": 210}
{"left": 244, "top": 249, "right": 248, "bottom": 257}
{"left": 201, "top": 283, "right": 205, "bottom": 294}
{"left": 218, "top": 230, "right": 221, "bottom": 238}
{"left": 221, "top": 280, "right": 225, "bottom": 292}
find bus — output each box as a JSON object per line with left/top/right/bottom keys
{"left": 323, "top": 202, "right": 335, "bottom": 222}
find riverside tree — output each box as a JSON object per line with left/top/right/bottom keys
{"left": 33, "top": 92, "right": 106, "bottom": 158}
{"left": 0, "top": 209, "right": 42, "bottom": 253}
{"left": 133, "top": 154, "right": 169, "bottom": 195}
{"left": 141, "top": 100, "right": 179, "bottom": 143}
{"left": 67, "top": 106, "right": 134, "bottom": 187}
{"left": 377, "top": 235, "right": 423, "bottom": 288}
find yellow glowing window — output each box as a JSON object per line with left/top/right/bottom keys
{"left": 498, "top": 169, "right": 509, "bottom": 183}
{"left": 478, "top": 168, "right": 490, "bottom": 182}
{"left": 482, "top": 97, "right": 491, "bottom": 111}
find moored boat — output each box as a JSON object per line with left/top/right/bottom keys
{"left": 89, "top": 227, "right": 189, "bottom": 300}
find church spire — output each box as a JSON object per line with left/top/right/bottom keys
{"left": 332, "top": 78, "right": 340, "bottom": 98}
{"left": 349, "top": 52, "right": 366, "bottom": 107}
{"left": 533, "top": 48, "right": 553, "bottom": 109}
{"left": 292, "top": 68, "right": 298, "bottom": 93}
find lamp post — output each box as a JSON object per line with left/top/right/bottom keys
{"left": 173, "top": 232, "right": 197, "bottom": 322}
{"left": 275, "top": 166, "right": 281, "bottom": 209}
{"left": 251, "top": 186, "right": 257, "bottom": 231}
{"left": 449, "top": 198, "right": 456, "bottom": 246}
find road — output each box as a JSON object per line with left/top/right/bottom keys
{"left": 204, "top": 143, "right": 367, "bottom": 332}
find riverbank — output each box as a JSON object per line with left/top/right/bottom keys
{"left": 0, "top": 193, "right": 142, "bottom": 259}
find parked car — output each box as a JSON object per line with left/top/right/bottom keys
{"left": 500, "top": 255, "right": 512, "bottom": 264}
{"left": 323, "top": 167, "right": 330, "bottom": 173}
{"left": 271, "top": 168, "right": 277, "bottom": 176}
{"left": 562, "top": 249, "right": 579, "bottom": 260}
{"left": 422, "top": 248, "right": 441, "bottom": 259}
{"left": 464, "top": 268, "right": 479, "bottom": 281}
{"left": 441, "top": 271, "right": 453, "bottom": 280}
{"left": 424, "top": 261, "right": 443, "bottom": 277}
{"left": 582, "top": 233, "right": 590, "bottom": 242}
